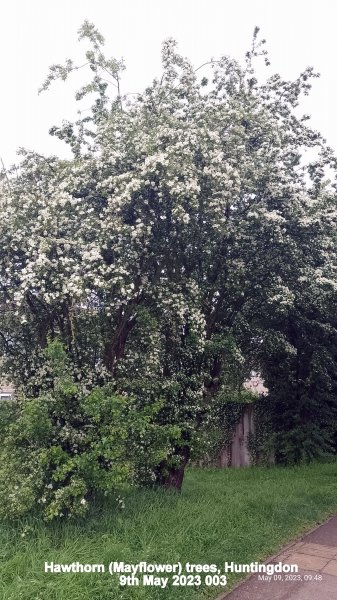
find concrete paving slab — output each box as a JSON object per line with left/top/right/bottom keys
{"left": 296, "top": 542, "right": 337, "bottom": 559}
{"left": 220, "top": 574, "right": 302, "bottom": 600}
{"left": 220, "top": 570, "right": 322, "bottom": 600}
{"left": 322, "top": 559, "right": 337, "bottom": 576}
{"left": 304, "top": 516, "right": 337, "bottom": 546}
{"left": 285, "top": 552, "right": 329, "bottom": 570}
{"left": 287, "top": 573, "right": 337, "bottom": 600}
{"left": 275, "top": 542, "right": 305, "bottom": 560}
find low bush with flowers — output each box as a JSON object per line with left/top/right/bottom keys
{"left": 0, "top": 339, "right": 179, "bottom": 520}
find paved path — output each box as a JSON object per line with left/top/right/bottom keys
{"left": 221, "top": 516, "right": 337, "bottom": 600}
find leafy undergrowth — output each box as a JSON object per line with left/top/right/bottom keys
{"left": 1, "top": 462, "right": 337, "bottom": 599}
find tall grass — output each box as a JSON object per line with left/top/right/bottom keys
{"left": 1, "top": 462, "right": 337, "bottom": 599}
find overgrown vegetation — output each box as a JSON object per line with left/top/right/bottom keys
{"left": 0, "top": 339, "right": 179, "bottom": 520}
{"left": 0, "top": 464, "right": 337, "bottom": 600}
{"left": 0, "top": 22, "right": 337, "bottom": 513}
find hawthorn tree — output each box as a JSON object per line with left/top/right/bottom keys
{"left": 0, "top": 23, "right": 337, "bottom": 493}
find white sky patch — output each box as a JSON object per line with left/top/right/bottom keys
{"left": 1, "top": 0, "right": 336, "bottom": 166}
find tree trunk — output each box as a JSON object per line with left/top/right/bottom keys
{"left": 156, "top": 445, "right": 190, "bottom": 491}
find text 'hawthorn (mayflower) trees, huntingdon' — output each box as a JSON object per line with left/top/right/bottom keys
{"left": 0, "top": 22, "right": 337, "bottom": 515}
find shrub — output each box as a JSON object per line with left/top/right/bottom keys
{"left": 0, "top": 339, "right": 178, "bottom": 520}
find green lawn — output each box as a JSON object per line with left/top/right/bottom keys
{"left": 1, "top": 462, "right": 337, "bottom": 600}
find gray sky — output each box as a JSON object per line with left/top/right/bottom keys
{"left": 1, "top": 0, "right": 336, "bottom": 166}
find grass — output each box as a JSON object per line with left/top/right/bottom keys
{"left": 0, "top": 462, "right": 337, "bottom": 599}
